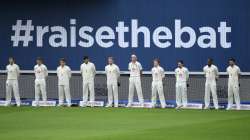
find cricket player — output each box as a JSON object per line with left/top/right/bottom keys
{"left": 34, "top": 57, "right": 48, "bottom": 106}
{"left": 105, "top": 57, "right": 120, "bottom": 107}
{"left": 175, "top": 60, "right": 189, "bottom": 109}
{"left": 226, "top": 58, "right": 241, "bottom": 110}
{"left": 203, "top": 58, "right": 219, "bottom": 109}
{"left": 5, "top": 57, "right": 21, "bottom": 107}
{"left": 57, "top": 58, "right": 71, "bottom": 107}
{"left": 127, "top": 54, "right": 144, "bottom": 107}
{"left": 151, "top": 59, "right": 166, "bottom": 108}
{"left": 80, "top": 56, "right": 96, "bottom": 107}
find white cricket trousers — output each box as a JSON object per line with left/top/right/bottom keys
{"left": 151, "top": 81, "right": 166, "bottom": 108}
{"left": 35, "top": 79, "right": 47, "bottom": 103}
{"left": 228, "top": 83, "right": 240, "bottom": 109}
{"left": 6, "top": 80, "right": 20, "bottom": 106}
{"left": 58, "top": 85, "right": 71, "bottom": 106}
{"left": 107, "top": 82, "right": 118, "bottom": 107}
{"left": 176, "top": 82, "right": 187, "bottom": 107}
{"left": 82, "top": 81, "right": 95, "bottom": 104}
{"left": 128, "top": 77, "right": 144, "bottom": 104}
{"left": 204, "top": 81, "right": 219, "bottom": 109}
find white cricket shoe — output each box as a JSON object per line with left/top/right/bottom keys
{"left": 126, "top": 103, "right": 131, "bottom": 108}
{"left": 175, "top": 105, "right": 182, "bottom": 109}
{"left": 105, "top": 104, "right": 112, "bottom": 108}
{"left": 203, "top": 106, "right": 210, "bottom": 110}
{"left": 226, "top": 107, "right": 232, "bottom": 110}
{"left": 4, "top": 103, "right": 10, "bottom": 107}
{"left": 57, "top": 103, "right": 63, "bottom": 107}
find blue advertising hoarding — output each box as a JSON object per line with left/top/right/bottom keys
{"left": 0, "top": 0, "right": 249, "bottom": 71}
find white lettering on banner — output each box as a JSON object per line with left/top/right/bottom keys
{"left": 79, "top": 101, "right": 104, "bottom": 107}
{"left": 70, "top": 19, "right": 76, "bottom": 47}
{"left": 78, "top": 26, "right": 94, "bottom": 47}
{"left": 198, "top": 27, "right": 216, "bottom": 48}
{"left": 181, "top": 103, "right": 203, "bottom": 109}
{"left": 116, "top": 21, "right": 129, "bottom": 48}
{"left": 232, "top": 104, "right": 250, "bottom": 110}
{"left": 153, "top": 26, "right": 172, "bottom": 48}
{"left": 175, "top": 20, "right": 196, "bottom": 48}
{"left": 11, "top": 19, "right": 232, "bottom": 48}
{"left": 31, "top": 101, "right": 57, "bottom": 107}
{"left": 95, "top": 26, "right": 115, "bottom": 48}
{"left": 129, "top": 102, "right": 153, "bottom": 108}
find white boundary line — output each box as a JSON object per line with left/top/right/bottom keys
{"left": 1, "top": 70, "right": 250, "bottom": 75}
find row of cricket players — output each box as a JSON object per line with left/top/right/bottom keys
{"left": 5, "top": 54, "right": 241, "bottom": 110}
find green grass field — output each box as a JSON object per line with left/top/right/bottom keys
{"left": 0, "top": 107, "right": 250, "bottom": 140}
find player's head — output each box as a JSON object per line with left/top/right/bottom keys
{"left": 131, "top": 54, "right": 137, "bottom": 62}
{"left": 207, "top": 58, "right": 213, "bottom": 66}
{"left": 153, "top": 58, "right": 160, "bottom": 67}
{"left": 108, "top": 57, "right": 113, "bottom": 65}
{"left": 229, "top": 58, "right": 236, "bottom": 66}
{"left": 177, "top": 60, "right": 184, "bottom": 68}
{"left": 59, "top": 58, "right": 66, "bottom": 66}
{"left": 83, "top": 56, "right": 89, "bottom": 64}
{"left": 8, "top": 57, "right": 15, "bottom": 64}
{"left": 36, "top": 57, "right": 43, "bottom": 65}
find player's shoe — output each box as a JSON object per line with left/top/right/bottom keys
{"left": 226, "top": 107, "right": 232, "bottom": 110}
{"left": 151, "top": 103, "right": 156, "bottom": 108}
{"left": 57, "top": 104, "right": 63, "bottom": 107}
{"left": 126, "top": 103, "right": 131, "bottom": 108}
{"left": 175, "top": 105, "right": 182, "bottom": 109}
{"left": 161, "top": 105, "right": 166, "bottom": 109}
{"left": 203, "top": 106, "right": 210, "bottom": 110}
{"left": 4, "top": 103, "right": 10, "bottom": 107}
{"left": 105, "top": 104, "right": 112, "bottom": 108}
{"left": 139, "top": 103, "right": 144, "bottom": 108}
{"left": 33, "top": 101, "right": 39, "bottom": 107}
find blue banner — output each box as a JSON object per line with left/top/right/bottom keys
{"left": 0, "top": 0, "right": 249, "bottom": 71}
